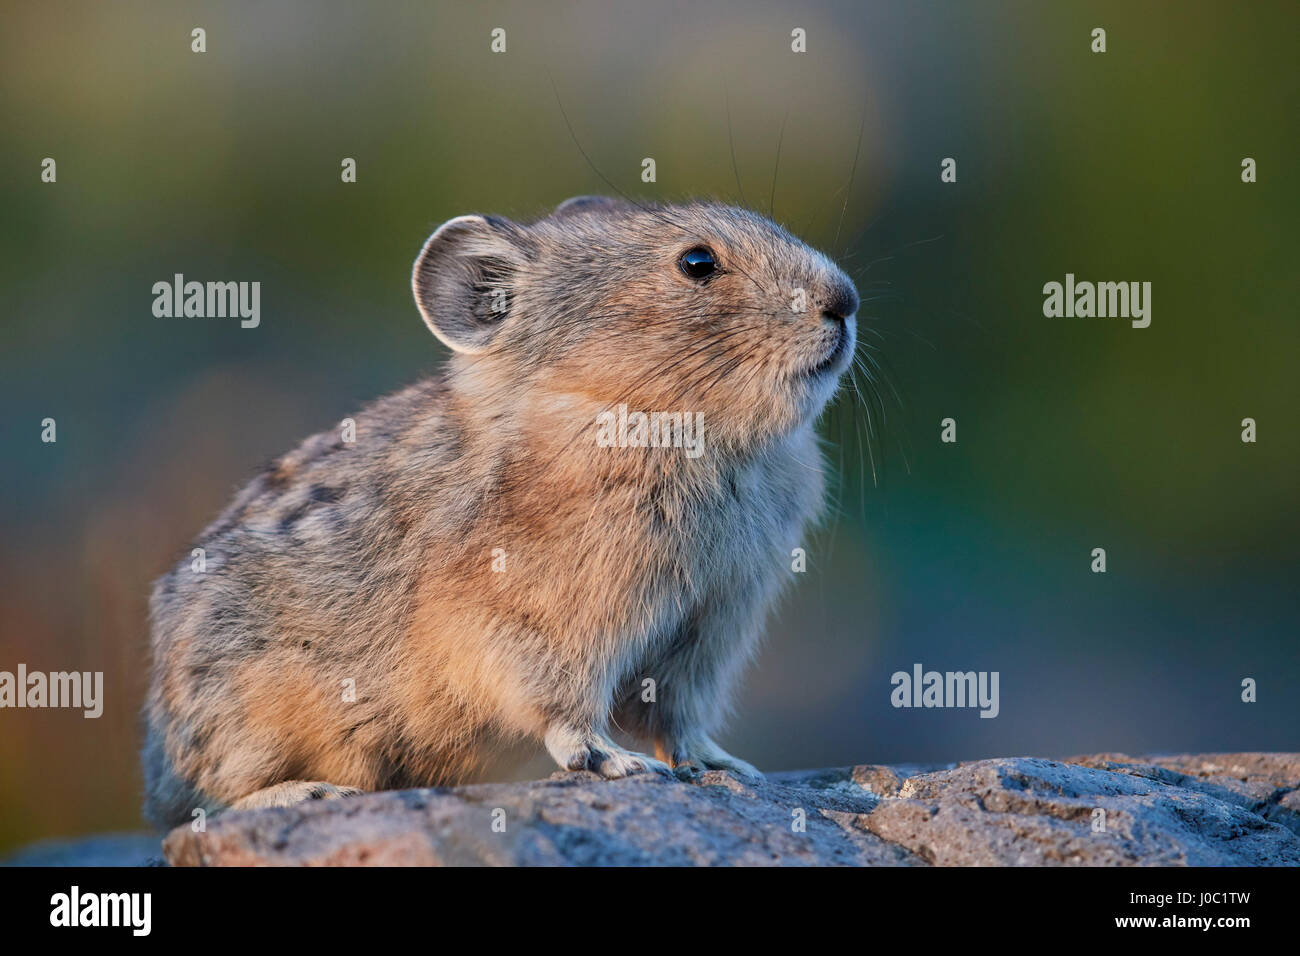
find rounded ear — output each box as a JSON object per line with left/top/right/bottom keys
{"left": 411, "top": 214, "right": 531, "bottom": 354}
{"left": 552, "top": 195, "right": 628, "bottom": 219}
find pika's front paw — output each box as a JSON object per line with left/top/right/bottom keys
{"left": 665, "top": 736, "right": 764, "bottom": 781}
{"left": 701, "top": 752, "right": 763, "bottom": 780}
{"left": 545, "top": 725, "right": 675, "bottom": 780}
{"left": 590, "top": 747, "right": 675, "bottom": 779}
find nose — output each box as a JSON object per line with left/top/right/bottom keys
{"left": 822, "top": 278, "right": 859, "bottom": 322}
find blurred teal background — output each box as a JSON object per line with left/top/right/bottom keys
{"left": 1, "top": 0, "right": 1296, "bottom": 851}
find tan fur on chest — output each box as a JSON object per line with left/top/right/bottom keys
{"left": 401, "top": 396, "right": 820, "bottom": 741}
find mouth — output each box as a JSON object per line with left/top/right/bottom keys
{"left": 806, "top": 321, "right": 852, "bottom": 377}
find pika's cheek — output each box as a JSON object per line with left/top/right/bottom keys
{"left": 788, "top": 325, "right": 833, "bottom": 363}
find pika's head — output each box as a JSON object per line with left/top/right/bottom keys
{"left": 412, "top": 197, "right": 858, "bottom": 448}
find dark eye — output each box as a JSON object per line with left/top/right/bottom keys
{"left": 679, "top": 246, "right": 719, "bottom": 281}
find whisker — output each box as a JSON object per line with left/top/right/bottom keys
{"left": 724, "top": 83, "right": 747, "bottom": 209}
{"left": 833, "top": 98, "right": 868, "bottom": 252}
{"left": 546, "top": 70, "right": 686, "bottom": 235}
{"left": 768, "top": 106, "right": 788, "bottom": 220}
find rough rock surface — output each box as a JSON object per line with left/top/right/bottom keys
{"left": 156, "top": 752, "right": 1300, "bottom": 867}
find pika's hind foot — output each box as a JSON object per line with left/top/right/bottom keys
{"left": 545, "top": 725, "right": 675, "bottom": 779}
{"left": 227, "top": 780, "right": 364, "bottom": 813}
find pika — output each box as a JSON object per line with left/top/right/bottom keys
{"left": 141, "top": 196, "right": 859, "bottom": 827}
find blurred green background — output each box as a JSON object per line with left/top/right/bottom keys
{"left": 1, "top": 0, "right": 1296, "bottom": 852}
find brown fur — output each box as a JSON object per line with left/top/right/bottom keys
{"left": 142, "top": 197, "right": 859, "bottom": 827}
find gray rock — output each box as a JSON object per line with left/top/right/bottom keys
{"left": 159, "top": 752, "right": 1300, "bottom": 866}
